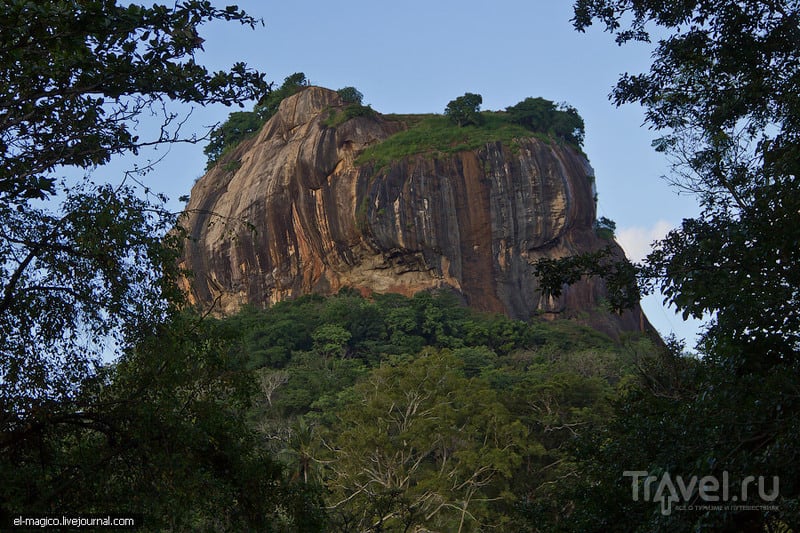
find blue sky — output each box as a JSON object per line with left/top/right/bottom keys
{"left": 110, "top": 1, "right": 704, "bottom": 346}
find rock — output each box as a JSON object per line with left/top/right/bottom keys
{"left": 179, "top": 86, "right": 649, "bottom": 336}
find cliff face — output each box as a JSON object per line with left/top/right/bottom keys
{"left": 180, "top": 87, "right": 645, "bottom": 333}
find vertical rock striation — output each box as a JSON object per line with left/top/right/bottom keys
{"left": 180, "top": 87, "right": 647, "bottom": 334}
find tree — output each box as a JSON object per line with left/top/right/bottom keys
{"left": 528, "top": 1, "right": 800, "bottom": 529}
{"left": 0, "top": 1, "right": 325, "bottom": 526}
{"left": 571, "top": 0, "right": 800, "bottom": 369}
{"left": 506, "top": 97, "right": 555, "bottom": 133}
{"left": 0, "top": 1, "right": 266, "bottom": 206}
{"left": 201, "top": 110, "right": 266, "bottom": 169}
{"left": 312, "top": 323, "right": 352, "bottom": 360}
{"left": 445, "top": 92, "right": 484, "bottom": 127}
{"left": 1, "top": 0, "right": 267, "bottom": 412}
{"left": 551, "top": 102, "right": 586, "bottom": 146}
{"left": 258, "top": 367, "right": 290, "bottom": 407}
{"left": 323, "top": 350, "right": 527, "bottom": 531}
{"left": 1, "top": 313, "right": 325, "bottom": 530}
{"left": 336, "top": 86, "right": 364, "bottom": 105}
{"left": 506, "top": 97, "right": 585, "bottom": 146}
{"left": 202, "top": 291, "right": 649, "bottom": 530}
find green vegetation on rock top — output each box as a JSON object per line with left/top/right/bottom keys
{"left": 356, "top": 112, "right": 547, "bottom": 169}
{"left": 204, "top": 83, "right": 588, "bottom": 172}
{"left": 355, "top": 94, "right": 586, "bottom": 169}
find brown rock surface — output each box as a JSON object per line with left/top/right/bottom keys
{"left": 179, "top": 87, "right": 648, "bottom": 334}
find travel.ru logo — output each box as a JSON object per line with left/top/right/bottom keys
{"left": 623, "top": 470, "right": 779, "bottom": 516}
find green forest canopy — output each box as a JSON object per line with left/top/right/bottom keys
{"left": 211, "top": 289, "right": 658, "bottom": 531}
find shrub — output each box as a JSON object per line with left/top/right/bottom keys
{"left": 594, "top": 216, "right": 617, "bottom": 240}
{"left": 325, "top": 103, "right": 376, "bottom": 128}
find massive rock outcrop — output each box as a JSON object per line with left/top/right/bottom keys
{"left": 180, "top": 87, "right": 647, "bottom": 334}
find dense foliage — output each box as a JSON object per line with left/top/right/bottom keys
{"left": 445, "top": 92, "right": 484, "bottom": 127}
{"left": 574, "top": 0, "right": 800, "bottom": 368}
{"left": 0, "top": 2, "right": 323, "bottom": 529}
{"left": 216, "top": 290, "right": 659, "bottom": 531}
{"left": 0, "top": 0, "right": 267, "bottom": 419}
{"left": 594, "top": 215, "right": 617, "bottom": 240}
{"left": 5, "top": 0, "right": 796, "bottom": 530}
{"left": 525, "top": 1, "right": 800, "bottom": 530}
{"left": 336, "top": 86, "right": 364, "bottom": 105}
{"left": 0, "top": 1, "right": 267, "bottom": 206}
{"left": 569, "top": 0, "right": 800, "bottom": 370}
{"left": 506, "top": 97, "right": 586, "bottom": 147}
{"left": 2, "top": 313, "right": 325, "bottom": 530}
